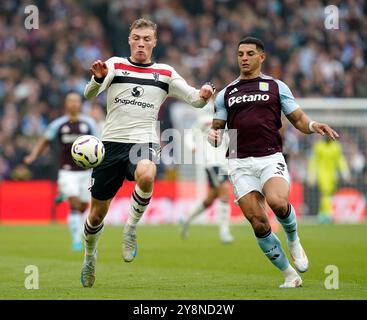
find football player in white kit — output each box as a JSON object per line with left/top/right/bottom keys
{"left": 81, "top": 18, "right": 215, "bottom": 287}
{"left": 181, "top": 103, "right": 234, "bottom": 244}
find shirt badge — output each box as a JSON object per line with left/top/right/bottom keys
{"left": 152, "top": 72, "right": 159, "bottom": 82}
{"left": 259, "top": 82, "right": 269, "bottom": 91}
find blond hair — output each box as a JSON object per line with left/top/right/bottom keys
{"left": 129, "top": 18, "right": 157, "bottom": 39}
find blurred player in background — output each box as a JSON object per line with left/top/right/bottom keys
{"left": 24, "top": 92, "right": 98, "bottom": 251}
{"left": 209, "top": 37, "right": 339, "bottom": 288}
{"left": 308, "top": 137, "right": 350, "bottom": 224}
{"left": 81, "top": 18, "right": 214, "bottom": 287}
{"left": 181, "top": 104, "right": 234, "bottom": 243}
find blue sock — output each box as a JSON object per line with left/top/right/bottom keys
{"left": 276, "top": 204, "right": 298, "bottom": 242}
{"left": 256, "top": 229, "right": 289, "bottom": 271}
{"left": 68, "top": 210, "right": 82, "bottom": 244}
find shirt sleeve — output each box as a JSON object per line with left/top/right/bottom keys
{"left": 44, "top": 118, "right": 64, "bottom": 141}
{"left": 213, "top": 89, "right": 227, "bottom": 121}
{"left": 275, "top": 79, "right": 300, "bottom": 115}
{"left": 84, "top": 58, "right": 115, "bottom": 99}
{"left": 168, "top": 69, "right": 207, "bottom": 108}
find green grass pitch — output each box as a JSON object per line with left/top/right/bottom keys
{"left": 0, "top": 223, "right": 366, "bottom": 300}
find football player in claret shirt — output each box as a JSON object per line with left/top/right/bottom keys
{"left": 25, "top": 92, "right": 97, "bottom": 251}
{"left": 208, "top": 37, "right": 339, "bottom": 288}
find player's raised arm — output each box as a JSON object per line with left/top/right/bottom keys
{"left": 286, "top": 108, "right": 339, "bottom": 140}
{"left": 84, "top": 59, "right": 112, "bottom": 99}
{"left": 276, "top": 78, "right": 339, "bottom": 140}
{"left": 168, "top": 69, "right": 215, "bottom": 108}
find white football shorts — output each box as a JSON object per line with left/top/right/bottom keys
{"left": 57, "top": 169, "right": 91, "bottom": 203}
{"left": 228, "top": 152, "right": 290, "bottom": 203}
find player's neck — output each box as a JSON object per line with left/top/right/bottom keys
{"left": 69, "top": 114, "right": 79, "bottom": 122}
{"left": 240, "top": 70, "right": 261, "bottom": 80}
{"left": 128, "top": 56, "right": 153, "bottom": 66}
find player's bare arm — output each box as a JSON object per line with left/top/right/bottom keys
{"left": 208, "top": 119, "right": 226, "bottom": 147}
{"left": 286, "top": 108, "right": 339, "bottom": 140}
{"left": 24, "top": 137, "right": 49, "bottom": 165}
{"left": 90, "top": 60, "right": 108, "bottom": 79}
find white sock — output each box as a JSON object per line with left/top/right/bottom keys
{"left": 218, "top": 200, "right": 231, "bottom": 236}
{"left": 282, "top": 264, "right": 298, "bottom": 280}
{"left": 84, "top": 217, "right": 104, "bottom": 258}
{"left": 186, "top": 203, "right": 206, "bottom": 223}
{"left": 127, "top": 185, "right": 152, "bottom": 227}
{"left": 68, "top": 211, "right": 82, "bottom": 244}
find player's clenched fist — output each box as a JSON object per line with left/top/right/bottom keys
{"left": 208, "top": 128, "right": 222, "bottom": 147}
{"left": 90, "top": 60, "right": 108, "bottom": 79}
{"left": 199, "top": 82, "right": 216, "bottom": 101}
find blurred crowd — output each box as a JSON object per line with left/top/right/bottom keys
{"left": 0, "top": 0, "right": 367, "bottom": 187}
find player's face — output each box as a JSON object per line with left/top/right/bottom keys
{"left": 128, "top": 28, "right": 157, "bottom": 64}
{"left": 237, "top": 44, "right": 265, "bottom": 78}
{"left": 65, "top": 94, "right": 81, "bottom": 115}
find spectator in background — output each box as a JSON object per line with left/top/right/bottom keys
{"left": 2, "top": 135, "right": 32, "bottom": 179}
{"left": 88, "top": 101, "right": 106, "bottom": 136}
{"left": 21, "top": 105, "right": 48, "bottom": 137}
{"left": 0, "top": 155, "right": 10, "bottom": 181}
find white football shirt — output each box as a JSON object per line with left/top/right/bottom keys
{"left": 84, "top": 57, "right": 208, "bottom": 144}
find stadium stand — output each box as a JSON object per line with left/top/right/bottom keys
{"left": 0, "top": 0, "right": 366, "bottom": 208}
